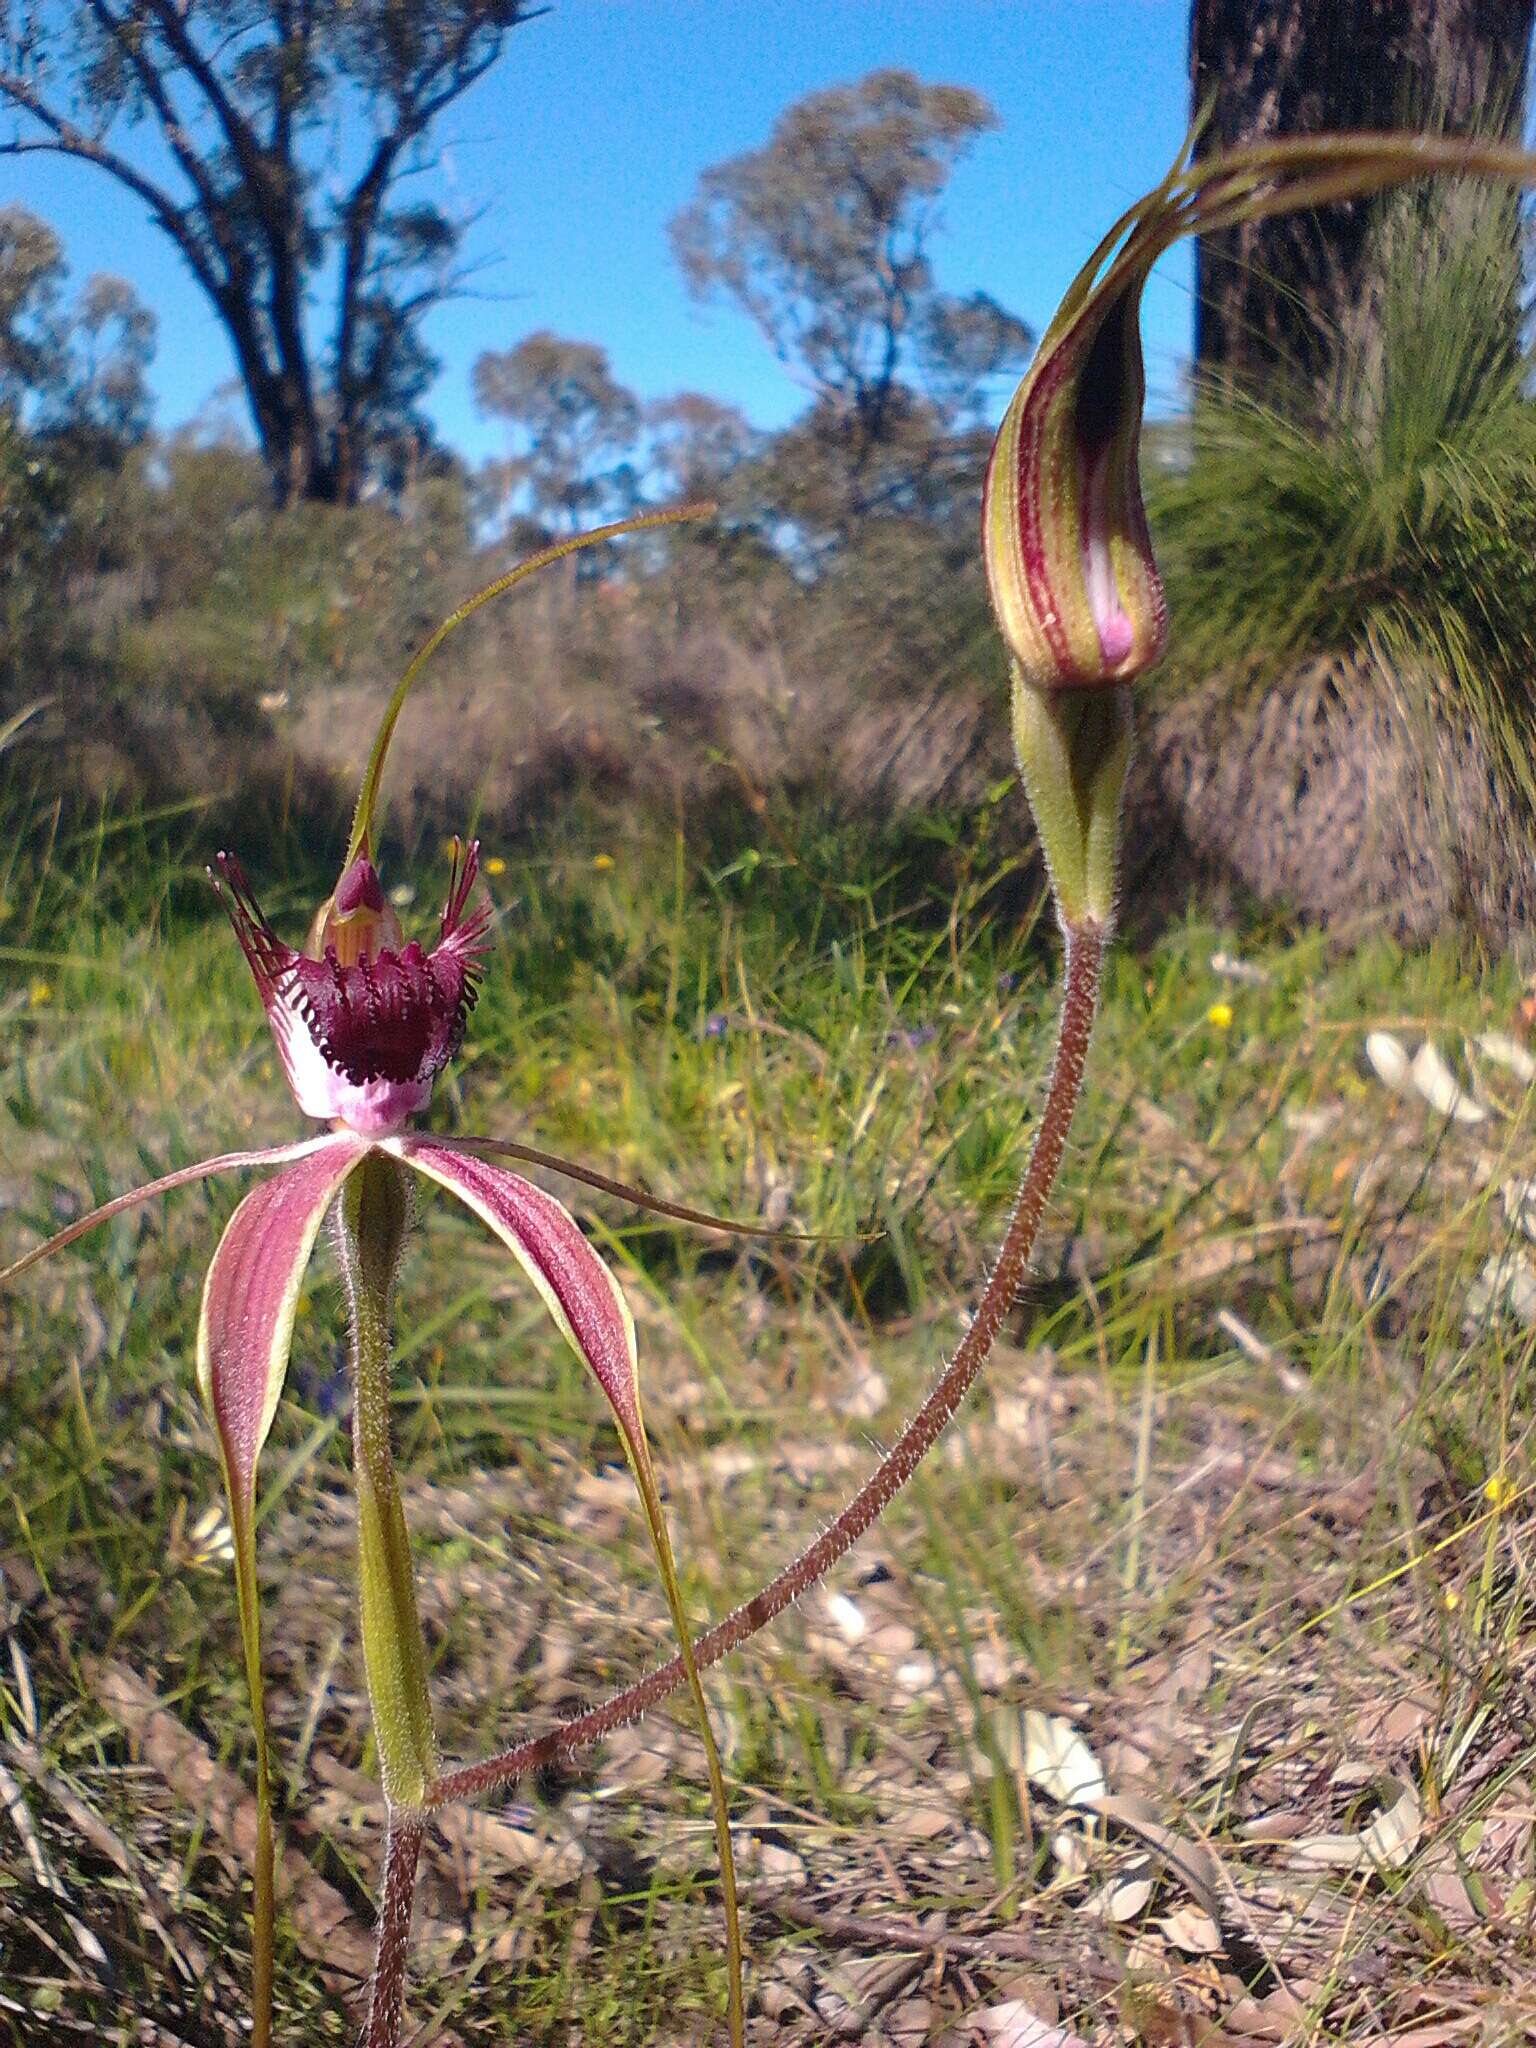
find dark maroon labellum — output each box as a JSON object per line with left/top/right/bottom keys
{"left": 287, "top": 943, "right": 475, "bottom": 1086}
{"left": 214, "top": 843, "right": 491, "bottom": 1100}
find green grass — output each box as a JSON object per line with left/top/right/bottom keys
{"left": 3, "top": 782, "right": 1536, "bottom": 2044}
{"left": 1149, "top": 181, "right": 1536, "bottom": 830}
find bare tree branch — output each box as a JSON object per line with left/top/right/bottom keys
{"left": 0, "top": 3, "right": 538, "bottom": 503}
{"left": 0, "top": 71, "right": 222, "bottom": 303}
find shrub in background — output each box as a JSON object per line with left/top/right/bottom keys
{"left": 1147, "top": 180, "right": 1536, "bottom": 941}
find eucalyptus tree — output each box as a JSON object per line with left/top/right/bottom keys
{"left": 0, "top": 1, "right": 539, "bottom": 503}
{"left": 670, "top": 68, "right": 1032, "bottom": 543}
{"left": 472, "top": 330, "right": 643, "bottom": 534}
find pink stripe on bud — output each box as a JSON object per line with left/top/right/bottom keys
{"left": 983, "top": 278, "right": 1166, "bottom": 696}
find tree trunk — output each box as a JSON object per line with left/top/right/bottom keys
{"left": 1190, "top": 0, "right": 1535, "bottom": 392}
{"left": 254, "top": 396, "right": 345, "bottom": 507}
{"left": 219, "top": 321, "right": 341, "bottom": 507}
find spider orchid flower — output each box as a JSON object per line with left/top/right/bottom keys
{"left": 212, "top": 839, "right": 489, "bottom": 1138}
{"left": 0, "top": 507, "right": 749, "bottom": 2048}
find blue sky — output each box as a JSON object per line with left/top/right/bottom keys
{"left": 1, "top": 0, "right": 1194, "bottom": 460}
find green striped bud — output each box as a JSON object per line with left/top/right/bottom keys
{"left": 983, "top": 282, "right": 1166, "bottom": 696}
{"left": 979, "top": 120, "right": 1536, "bottom": 923}
{"left": 983, "top": 216, "right": 1168, "bottom": 930}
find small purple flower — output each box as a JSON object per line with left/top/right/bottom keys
{"left": 295, "top": 1353, "right": 351, "bottom": 1420}
{"left": 702, "top": 1012, "right": 730, "bottom": 1040}
{"left": 886, "top": 1024, "right": 937, "bottom": 1052}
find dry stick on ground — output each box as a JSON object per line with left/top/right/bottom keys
{"left": 756, "top": 1889, "right": 1143, "bottom": 1997}
{"left": 91, "top": 1660, "right": 375, "bottom": 1992}
{"left": 428, "top": 921, "right": 1106, "bottom": 1808}
{"left": 0, "top": 1752, "right": 111, "bottom": 1984}
{"left": 6, "top": 1737, "right": 210, "bottom": 1983}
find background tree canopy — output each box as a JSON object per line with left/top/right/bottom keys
{"left": 0, "top": 0, "right": 539, "bottom": 505}
{"left": 670, "top": 68, "right": 1033, "bottom": 545}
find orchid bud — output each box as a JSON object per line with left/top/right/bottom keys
{"left": 983, "top": 236, "right": 1169, "bottom": 931}
{"left": 983, "top": 283, "right": 1166, "bottom": 696}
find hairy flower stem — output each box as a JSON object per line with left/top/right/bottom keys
{"left": 337, "top": 1156, "right": 438, "bottom": 2048}
{"left": 428, "top": 919, "right": 1106, "bottom": 1809}
{"left": 365, "top": 1815, "right": 425, "bottom": 2048}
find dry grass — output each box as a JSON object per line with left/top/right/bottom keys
{"left": 32, "top": 535, "right": 1535, "bottom": 959}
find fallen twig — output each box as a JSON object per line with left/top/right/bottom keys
{"left": 90, "top": 1660, "right": 373, "bottom": 1991}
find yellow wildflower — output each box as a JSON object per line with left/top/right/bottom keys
{"left": 28, "top": 979, "right": 52, "bottom": 1006}
{"left": 593, "top": 853, "right": 615, "bottom": 872}
{"left": 1206, "top": 1002, "right": 1234, "bottom": 1031}
{"left": 1484, "top": 1472, "right": 1517, "bottom": 1510}
{"left": 485, "top": 856, "right": 507, "bottom": 877}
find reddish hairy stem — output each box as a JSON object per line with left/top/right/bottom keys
{"left": 361, "top": 1811, "right": 424, "bottom": 2048}
{"left": 429, "top": 920, "right": 1105, "bottom": 1810}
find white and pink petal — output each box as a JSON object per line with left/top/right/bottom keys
{"left": 197, "top": 1136, "right": 368, "bottom": 1502}
{"left": 397, "top": 1139, "right": 641, "bottom": 1439}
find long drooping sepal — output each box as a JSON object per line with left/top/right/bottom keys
{"left": 0, "top": 1137, "right": 344, "bottom": 1289}
{"left": 423, "top": 1131, "right": 824, "bottom": 1240}
{"left": 335, "top": 1153, "right": 438, "bottom": 1813}
{"left": 195, "top": 1136, "right": 367, "bottom": 2048}
{"left": 399, "top": 1141, "right": 745, "bottom": 2048}
{"left": 1011, "top": 678, "right": 1133, "bottom": 931}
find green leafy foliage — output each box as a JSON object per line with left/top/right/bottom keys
{"left": 1150, "top": 183, "right": 1536, "bottom": 816}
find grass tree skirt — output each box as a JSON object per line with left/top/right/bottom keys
{"left": 1128, "top": 653, "right": 1536, "bottom": 953}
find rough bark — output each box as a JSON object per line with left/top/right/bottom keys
{"left": 1190, "top": 0, "right": 1535, "bottom": 391}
